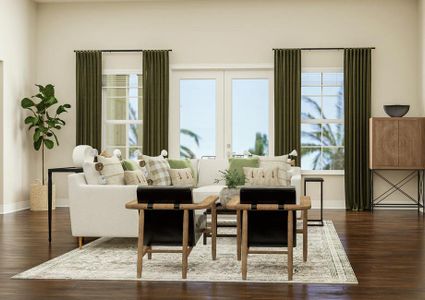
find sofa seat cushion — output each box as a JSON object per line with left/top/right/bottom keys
{"left": 192, "top": 185, "right": 226, "bottom": 204}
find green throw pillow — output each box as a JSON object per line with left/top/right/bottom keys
{"left": 228, "top": 157, "right": 260, "bottom": 184}
{"left": 168, "top": 159, "right": 196, "bottom": 179}
{"left": 121, "top": 159, "right": 139, "bottom": 171}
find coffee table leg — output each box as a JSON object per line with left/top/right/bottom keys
{"left": 211, "top": 205, "right": 217, "bottom": 260}
{"left": 237, "top": 210, "right": 241, "bottom": 261}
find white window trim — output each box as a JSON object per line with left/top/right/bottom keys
{"left": 102, "top": 69, "right": 142, "bottom": 158}
{"left": 301, "top": 68, "right": 344, "bottom": 172}
{"left": 170, "top": 65, "right": 274, "bottom": 159}
{"left": 301, "top": 170, "right": 344, "bottom": 176}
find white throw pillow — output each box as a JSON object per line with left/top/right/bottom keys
{"left": 253, "top": 155, "right": 291, "bottom": 186}
{"left": 169, "top": 168, "right": 195, "bottom": 187}
{"left": 243, "top": 167, "right": 283, "bottom": 186}
{"left": 97, "top": 155, "right": 125, "bottom": 185}
{"left": 82, "top": 162, "right": 106, "bottom": 185}
{"left": 124, "top": 170, "right": 148, "bottom": 186}
{"left": 141, "top": 155, "right": 171, "bottom": 186}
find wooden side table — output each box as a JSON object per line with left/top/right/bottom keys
{"left": 304, "top": 177, "right": 324, "bottom": 226}
{"left": 48, "top": 167, "right": 83, "bottom": 242}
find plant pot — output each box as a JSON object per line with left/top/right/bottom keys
{"left": 219, "top": 187, "right": 240, "bottom": 208}
{"left": 30, "top": 181, "right": 56, "bottom": 211}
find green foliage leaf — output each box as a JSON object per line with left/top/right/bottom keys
{"left": 52, "top": 132, "right": 59, "bottom": 146}
{"left": 24, "top": 116, "right": 37, "bottom": 125}
{"left": 21, "top": 98, "right": 35, "bottom": 109}
{"left": 33, "top": 129, "right": 41, "bottom": 142}
{"left": 44, "top": 139, "right": 54, "bottom": 149}
{"left": 34, "top": 138, "right": 43, "bottom": 151}
{"left": 63, "top": 104, "right": 71, "bottom": 109}
{"left": 36, "top": 84, "right": 55, "bottom": 98}
{"left": 56, "top": 105, "right": 67, "bottom": 115}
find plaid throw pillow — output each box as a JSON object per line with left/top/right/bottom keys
{"left": 146, "top": 157, "right": 171, "bottom": 186}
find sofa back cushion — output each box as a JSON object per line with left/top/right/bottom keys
{"left": 197, "top": 159, "right": 228, "bottom": 186}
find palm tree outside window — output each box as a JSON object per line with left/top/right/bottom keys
{"left": 301, "top": 71, "right": 344, "bottom": 170}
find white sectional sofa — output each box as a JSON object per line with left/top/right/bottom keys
{"left": 68, "top": 159, "right": 301, "bottom": 239}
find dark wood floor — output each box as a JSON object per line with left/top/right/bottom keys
{"left": 0, "top": 209, "right": 424, "bottom": 300}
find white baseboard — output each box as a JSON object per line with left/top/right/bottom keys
{"left": 56, "top": 198, "right": 69, "bottom": 207}
{"left": 311, "top": 199, "right": 345, "bottom": 210}
{"left": 0, "top": 200, "right": 30, "bottom": 214}
{"left": 0, "top": 198, "right": 70, "bottom": 214}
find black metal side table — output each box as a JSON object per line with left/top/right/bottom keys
{"left": 48, "top": 167, "right": 83, "bottom": 242}
{"left": 304, "top": 177, "right": 324, "bottom": 226}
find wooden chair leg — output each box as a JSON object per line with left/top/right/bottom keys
{"left": 288, "top": 210, "right": 294, "bottom": 281}
{"left": 137, "top": 209, "right": 145, "bottom": 279}
{"left": 182, "top": 209, "right": 189, "bottom": 279}
{"left": 78, "top": 237, "right": 84, "bottom": 249}
{"left": 211, "top": 205, "right": 217, "bottom": 260}
{"left": 147, "top": 246, "right": 152, "bottom": 260}
{"left": 241, "top": 210, "right": 248, "bottom": 280}
{"left": 303, "top": 210, "right": 308, "bottom": 262}
{"left": 237, "top": 210, "right": 241, "bottom": 261}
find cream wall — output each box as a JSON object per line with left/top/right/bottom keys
{"left": 34, "top": 0, "right": 421, "bottom": 209}
{"left": 0, "top": 0, "right": 38, "bottom": 213}
{"left": 421, "top": 0, "right": 425, "bottom": 115}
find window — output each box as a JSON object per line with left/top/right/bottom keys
{"left": 102, "top": 73, "right": 143, "bottom": 159}
{"left": 301, "top": 71, "right": 344, "bottom": 170}
{"left": 171, "top": 69, "right": 273, "bottom": 159}
{"left": 231, "top": 78, "right": 270, "bottom": 156}
{"left": 180, "top": 79, "right": 217, "bottom": 158}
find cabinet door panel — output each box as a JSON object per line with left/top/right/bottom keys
{"left": 398, "top": 119, "right": 422, "bottom": 168}
{"left": 371, "top": 119, "right": 398, "bottom": 168}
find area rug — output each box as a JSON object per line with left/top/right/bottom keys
{"left": 13, "top": 220, "right": 357, "bottom": 284}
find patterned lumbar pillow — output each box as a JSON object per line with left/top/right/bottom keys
{"left": 243, "top": 167, "right": 284, "bottom": 186}
{"left": 141, "top": 155, "right": 171, "bottom": 186}
{"left": 168, "top": 168, "right": 195, "bottom": 187}
{"left": 124, "top": 170, "right": 148, "bottom": 186}
{"left": 253, "top": 155, "right": 291, "bottom": 186}
{"left": 97, "top": 155, "right": 125, "bottom": 185}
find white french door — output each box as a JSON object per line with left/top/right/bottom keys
{"left": 170, "top": 68, "right": 273, "bottom": 159}
{"left": 224, "top": 70, "right": 274, "bottom": 158}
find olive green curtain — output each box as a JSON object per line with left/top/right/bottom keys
{"left": 76, "top": 51, "right": 102, "bottom": 151}
{"left": 344, "top": 48, "right": 372, "bottom": 211}
{"left": 142, "top": 50, "right": 169, "bottom": 156}
{"left": 274, "top": 49, "right": 301, "bottom": 161}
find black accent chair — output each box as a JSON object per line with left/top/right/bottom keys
{"left": 126, "top": 186, "right": 218, "bottom": 279}
{"left": 227, "top": 187, "right": 311, "bottom": 281}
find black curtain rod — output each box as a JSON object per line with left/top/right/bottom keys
{"left": 74, "top": 49, "right": 172, "bottom": 53}
{"left": 273, "top": 47, "right": 375, "bottom": 51}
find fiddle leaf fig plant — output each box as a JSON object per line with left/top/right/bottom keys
{"left": 21, "top": 84, "right": 71, "bottom": 185}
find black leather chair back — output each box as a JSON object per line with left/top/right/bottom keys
{"left": 137, "top": 186, "right": 196, "bottom": 247}
{"left": 240, "top": 187, "right": 297, "bottom": 247}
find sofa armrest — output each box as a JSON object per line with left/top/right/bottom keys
{"left": 290, "top": 173, "right": 301, "bottom": 205}
{"left": 68, "top": 174, "right": 138, "bottom": 237}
